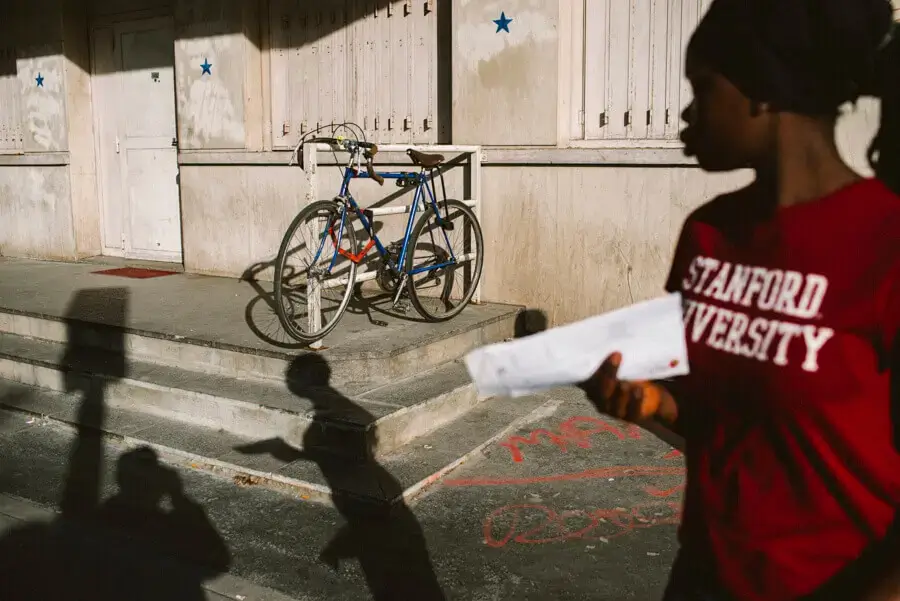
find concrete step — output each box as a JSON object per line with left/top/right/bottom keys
{"left": 0, "top": 296, "right": 519, "bottom": 389}
{"left": 0, "top": 380, "right": 557, "bottom": 505}
{"left": 0, "top": 331, "right": 485, "bottom": 460}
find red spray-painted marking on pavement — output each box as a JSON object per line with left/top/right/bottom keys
{"left": 483, "top": 499, "right": 682, "bottom": 548}
{"left": 664, "top": 449, "right": 683, "bottom": 460}
{"left": 643, "top": 484, "right": 686, "bottom": 498}
{"left": 444, "top": 465, "right": 685, "bottom": 488}
{"left": 499, "top": 416, "right": 644, "bottom": 463}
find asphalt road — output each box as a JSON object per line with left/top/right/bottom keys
{"left": 0, "top": 394, "right": 682, "bottom": 601}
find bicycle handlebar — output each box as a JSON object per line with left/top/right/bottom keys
{"left": 292, "top": 137, "right": 384, "bottom": 186}
{"left": 307, "top": 137, "right": 379, "bottom": 153}
{"left": 366, "top": 160, "right": 385, "bottom": 186}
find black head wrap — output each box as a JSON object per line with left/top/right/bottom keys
{"left": 688, "top": 0, "right": 894, "bottom": 115}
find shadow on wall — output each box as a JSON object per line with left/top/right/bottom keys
{"left": 514, "top": 308, "right": 549, "bottom": 338}
{"left": 0, "top": 288, "right": 231, "bottom": 601}
{"left": 0, "top": 0, "right": 451, "bottom": 73}
{"left": 236, "top": 354, "right": 446, "bottom": 601}
{"left": 0, "top": 0, "right": 453, "bottom": 141}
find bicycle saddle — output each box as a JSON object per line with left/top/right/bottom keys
{"left": 407, "top": 148, "right": 445, "bottom": 168}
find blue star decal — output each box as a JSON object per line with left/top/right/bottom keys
{"left": 493, "top": 11, "right": 513, "bottom": 33}
{"left": 35, "top": 73, "right": 44, "bottom": 87}
{"left": 200, "top": 58, "right": 212, "bottom": 76}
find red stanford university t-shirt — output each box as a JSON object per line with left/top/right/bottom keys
{"left": 666, "top": 179, "right": 900, "bottom": 601}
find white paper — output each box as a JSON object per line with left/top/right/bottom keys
{"left": 463, "top": 292, "right": 690, "bottom": 398}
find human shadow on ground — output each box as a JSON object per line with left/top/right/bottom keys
{"left": 0, "top": 288, "right": 230, "bottom": 600}
{"left": 236, "top": 354, "right": 446, "bottom": 601}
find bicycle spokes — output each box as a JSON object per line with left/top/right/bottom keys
{"left": 407, "top": 201, "right": 483, "bottom": 320}
{"left": 277, "top": 205, "right": 356, "bottom": 333}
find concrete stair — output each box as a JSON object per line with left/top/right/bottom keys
{"left": 0, "top": 330, "right": 488, "bottom": 460}
{"left": 0, "top": 379, "right": 557, "bottom": 505}
{"left": 0, "top": 302, "right": 516, "bottom": 389}
{"left": 0, "top": 280, "right": 526, "bottom": 504}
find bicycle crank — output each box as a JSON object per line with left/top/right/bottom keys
{"left": 376, "top": 241, "right": 403, "bottom": 294}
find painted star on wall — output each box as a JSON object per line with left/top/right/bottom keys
{"left": 494, "top": 11, "right": 513, "bottom": 33}
{"left": 200, "top": 58, "right": 212, "bottom": 75}
{"left": 35, "top": 73, "right": 44, "bottom": 87}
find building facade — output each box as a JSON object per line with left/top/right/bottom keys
{"left": 0, "top": 0, "right": 893, "bottom": 326}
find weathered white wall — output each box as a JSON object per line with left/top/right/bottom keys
{"left": 480, "top": 166, "right": 744, "bottom": 325}
{"left": 179, "top": 165, "right": 311, "bottom": 278}
{"left": 8, "top": 3, "right": 69, "bottom": 154}
{"left": 63, "top": 0, "right": 101, "bottom": 258}
{"left": 452, "top": 0, "right": 558, "bottom": 145}
{"left": 173, "top": 1, "right": 252, "bottom": 150}
{"left": 0, "top": 1, "right": 82, "bottom": 259}
{"left": 0, "top": 165, "right": 75, "bottom": 259}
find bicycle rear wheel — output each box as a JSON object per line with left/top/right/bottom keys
{"left": 274, "top": 200, "right": 358, "bottom": 343}
{"left": 405, "top": 199, "right": 484, "bottom": 321}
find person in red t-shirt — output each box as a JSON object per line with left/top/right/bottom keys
{"left": 580, "top": 1, "right": 900, "bottom": 600}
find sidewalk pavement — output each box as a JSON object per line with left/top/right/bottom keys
{"left": 0, "top": 492, "right": 303, "bottom": 601}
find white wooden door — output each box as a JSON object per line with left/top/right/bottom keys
{"left": 92, "top": 18, "right": 182, "bottom": 262}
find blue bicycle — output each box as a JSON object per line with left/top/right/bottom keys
{"left": 274, "top": 136, "right": 484, "bottom": 344}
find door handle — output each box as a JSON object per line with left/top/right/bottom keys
{"left": 171, "top": 137, "right": 178, "bottom": 147}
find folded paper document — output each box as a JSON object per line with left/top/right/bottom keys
{"left": 464, "top": 293, "right": 690, "bottom": 398}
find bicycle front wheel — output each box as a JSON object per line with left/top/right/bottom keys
{"left": 274, "top": 200, "right": 358, "bottom": 343}
{"left": 405, "top": 199, "right": 484, "bottom": 321}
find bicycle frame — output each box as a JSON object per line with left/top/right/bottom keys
{"left": 312, "top": 160, "right": 458, "bottom": 280}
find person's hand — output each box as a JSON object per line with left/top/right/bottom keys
{"left": 579, "top": 352, "right": 678, "bottom": 424}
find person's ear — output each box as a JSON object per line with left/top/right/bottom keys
{"left": 750, "top": 100, "right": 771, "bottom": 117}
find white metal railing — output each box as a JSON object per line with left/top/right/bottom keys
{"left": 320, "top": 251, "right": 479, "bottom": 290}
{"left": 301, "top": 143, "right": 484, "bottom": 347}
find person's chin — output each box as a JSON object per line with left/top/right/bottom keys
{"left": 686, "top": 146, "right": 735, "bottom": 172}
{"left": 683, "top": 143, "right": 711, "bottom": 167}
{"left": 683, "top": 133, "right": 739, "bottom": 172}
{"left": 695, "top": 155, "right": 731, "bottom": 172}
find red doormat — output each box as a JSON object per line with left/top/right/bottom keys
{"left": 92, "top": 267, "right": 179, "bottom": 279}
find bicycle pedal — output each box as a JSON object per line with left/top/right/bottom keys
{"left": 394, "top": 301, "right": 411, "bottom": 315}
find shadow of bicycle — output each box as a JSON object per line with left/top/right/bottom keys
{"left": 241, "top": 224, "right": 400, "bottom": 349}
